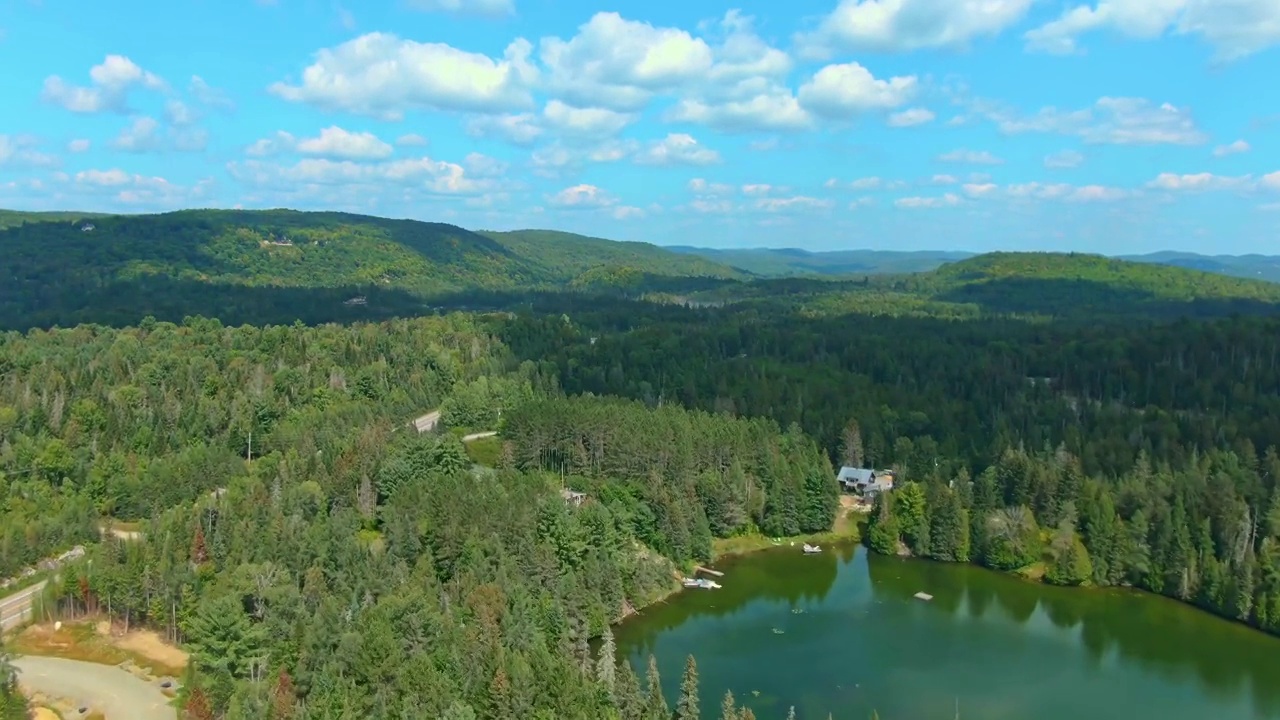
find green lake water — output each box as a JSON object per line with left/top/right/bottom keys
{"left": 614, "top": 544, "right": 1280, "bottom": 720}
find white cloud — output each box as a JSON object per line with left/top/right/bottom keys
{"left": 633, "top": 133, "right": 720, "bottom": 166}
{"left": 405, "top": 0, "right": 514, "bottom": 17}
{"left": 228, "top": 155, "right": 493, "bottom": 195}
{"left": 190, "top": 76, "right": 235, "bottom": 112}
{"left": 41, "top": 55, "right": 166, "bottom": 113}
{"left": 542, "top": 100, "right": 636, "bottom": 136}
{"left": 825, "top": 176, "right": 908, "bottom": 191}
{"left": 0, "top": 135, "right": 57, "bottom": 169}
{"left": 110, "top": 117, "right": 207, "bottom": 153}
{"left": 1024, "top": 0, "right": 1280, "bottom": 60}
{"left": 753, "top": 196, "right": 834, "bottom": 212}
{"left": 463, "top": 152, "right": 509, "bottom": 178}
{"left": 896, "top": 193, "right": 962, "bottom": 208}
{"left": 1213, "top": 139, "right": 1250, "bottom": 157}
{"left": 688, "top": 178, "right": 735, "bottom": 195}
{"left": 979, "top": 96, "right": 1207, "bottom": 145}
{"left": 540, "top": 12, "right": 713, "bottom": 112}
{"left": 748, "top": 138, "right": 780, "bottom": 151}
{"left": 938, "top": 149, "right": 1004, "bottom": 164}
{"left": 466, "top": 113, "right": 543, "bottom": 146}
{"left": 164, "top": 100, "right": 196, "bottom": 126}
{"left": 1044, "top": 149, "right": 1085, "bottom": 168}
{"left": 269, "top": 33, "right": 537, "bottom": 119}
{"left": 888, "top": 108, "right": 936, "bottom": 127}
{"left": 1000, "top": 181, "right": 1132, "bottom": 201}
{"left": 67, "top": 139, "right": 91, "bottom": 153}
{"left": 111, "top": 117, "right": 163, "bottom": 152}
{"left": 548, "top": 183, "right": 616, "bottom": 208}
{"left": 655, "top": 12, "right": 810, "bottom": 132}
{"left": 1262, "top": 171, "right": 1280, "bottom": 191}
{"left": 797, "top": 62, "right": 916, "bottom": 118}
{"left": 246, "top": 131, "right": 296, "bottom": 157}
{"left": 68, "top": 168, "right": 213, "bottom": 209}
{"left": 295, "top": 126, "right": 394, "bottom": 160}
{"left": 612, "top": 205, "right": 646, "bottom": 220}
{"left": 930, "top": 174, "right": 958, "bottom": 184}
{"left": 666, "top": 89, "right": 811, "bottom": 132}
{"left": 396, "top": 134, "right": 428, "bottom": 147}
{"left": 741, "top": 184, "right": 774, "bottom": 196}
{"left": 1147, "top": 172, "right": 1254, "bottom": 191}
{"left": 797, "top": 0, "right": 1035, "bottom": 56}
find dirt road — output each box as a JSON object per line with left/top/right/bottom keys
{"left": 1, "top": 581, "right": 47, "bottom": 632}
{"left": 412, "top": 410, "right": 440, "bottom": 433}
{"left": 14, "top": 655, "right": 175, "bottom": 720}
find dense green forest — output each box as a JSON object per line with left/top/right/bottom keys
{"left": 0, "top": 210, "right": 742, "bottom": 331}
{"left": 5, "top": 207, "right": 1280, "bottom": 719}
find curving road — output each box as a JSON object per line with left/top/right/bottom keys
{"left": 14, "top": 655, "right": 175, "bottom": 720}
{"left": 0, "top": 581, "right": 47, "bottom": 632}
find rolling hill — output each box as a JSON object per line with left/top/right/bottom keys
{"left": 0, "top": 209, "right": 741, "bottom": 330}
{"left": 668, "top": 245, "right": 1280, "bottom": 284}
{"left": 904, "top": 251, "right": 1280, "bottom": 319}
{"left": 666, "top": 246, "right": 975, "bottom": 276}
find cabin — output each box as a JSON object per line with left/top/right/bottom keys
{"left": 837, "top": 466, "right": 895, "bottom": 497}
{"left": 560, "top": 488, "right": 587, "bottom": 507}
{"left": 80, "top": 223, "right": 95, "bottom": 232}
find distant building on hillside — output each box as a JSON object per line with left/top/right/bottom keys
{"left": 837, "top": 466, "right": 895, "bottom": 497}
{"left": 80, "top": 223, "right": 95, "bottom": 232}
{"left": 561, "top": 488, "right": 587, "bottom": 507}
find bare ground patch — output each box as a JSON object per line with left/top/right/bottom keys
{"left": 13, "top": 619, "right": 186, "bottom": 679}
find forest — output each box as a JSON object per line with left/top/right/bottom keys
{"left": 2, "top": 209, "right": 1280, "bottom": 718}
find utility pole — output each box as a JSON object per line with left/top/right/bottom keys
{"left": 248, "top": 429, "right": 253, "bottom": 465}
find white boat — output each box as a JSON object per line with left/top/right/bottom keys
{"left": 802, "top": 543, "right": 822, "bottom": 554}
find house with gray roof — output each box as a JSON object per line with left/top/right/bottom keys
{"left": 837, "top": 466, "right": 895, "bottom": 497}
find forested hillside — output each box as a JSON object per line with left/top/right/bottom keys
{"left": 0, "top": 209, "right": 739, "bottom": 331}
{"left": 500, "top": 296, "right": 1280, "bottom": 636}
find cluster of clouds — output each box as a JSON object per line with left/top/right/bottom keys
{"left": 7, "top": 0, "right": 1280, "bottom": 220}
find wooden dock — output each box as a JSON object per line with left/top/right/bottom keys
{"left": 695, "top": 566, "right": 724, "bottom": 577}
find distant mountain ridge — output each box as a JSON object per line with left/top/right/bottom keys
{"left": 666, "top": 245, "right": 1280, "bottom": 284}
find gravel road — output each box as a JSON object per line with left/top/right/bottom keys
{"left": 14, "top": 655, "right": 175, "bottom": 720}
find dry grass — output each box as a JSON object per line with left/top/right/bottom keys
{"left": 32, "top": 708, "right": 61, "bottom": 720}
{"left": 12, "top": 620, "right": 187, "bottom": 679}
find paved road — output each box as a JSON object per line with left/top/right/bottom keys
{"left": 1, "top": 581, "right": 47, "bottom": 632}
{"left": 14, "top": 656, "right": 175, "bottom": 720}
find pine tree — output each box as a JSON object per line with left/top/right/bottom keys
{"left": 596, "top": 627, "right": 618, "bottom": 697}
{"left": 645, "top": 654, "right": 669, "bottom": 720}
{"left": 616, "top": 659, "right": 646, "bottom": 720}
{"left": 676, "top": 655, "right": 700, "bottom": 720}
{"left": 841, "top": 418, "right": 865, "bottom": 468}
{"left": 720, "top": 690, "right": 738, "bottom": 720}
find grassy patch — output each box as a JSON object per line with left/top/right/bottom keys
{"left": 11, "top": 621, "right": 186, "bottom": 678}
{"left": 464, "top": 435, "right": 503, "bottom": 467}
{"left": 712, "top": 522, "right": 862, "bottom": 561}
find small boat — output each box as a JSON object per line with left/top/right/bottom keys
{"left": 802, "top": 543, "right": 822, "bottom": 554}
{"left": 683, "top": 578, "right": 722, "bottom": 590}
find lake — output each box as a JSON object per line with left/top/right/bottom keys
{"left": 615, "top": 544, "right": 1280, "bottom": 720}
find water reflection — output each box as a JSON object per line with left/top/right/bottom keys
{"left": 621, "top": 544, "right": 841, "bottom": 654}
{"left": 617, "top": 545, "right": 1280, "bottom": 720}
{"left": 866, "top": 555, "right": 1280, "bottom": 718}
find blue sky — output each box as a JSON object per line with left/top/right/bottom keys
{"left": 1, "top": 0, "right": 1278, "bottom": 253}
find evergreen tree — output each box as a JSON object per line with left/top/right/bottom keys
{"left": 720, "top": 690, "right": 739, "bottom": 720}
{"left": 597, "top": 627, "right": 618, "bottom": 698}
{"left": 616, "top": 659, "right": 647, "bottom": 720}
{"left": 645, "top": 655, "right": 669, "bottom": 720}
{"left": 677, "top": 655, "right": 700, "bottom": 720}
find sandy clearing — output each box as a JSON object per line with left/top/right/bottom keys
{"left": 32, "top": 709, "right": 59, "bottom": 720}
{"left": 114, "top": 630, "right": 188, "bottom": 671}
{"left": 15, "top": 655, "right": 175, "bottom": 720}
